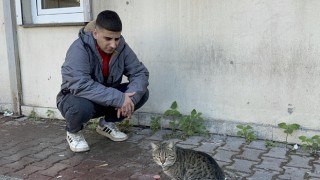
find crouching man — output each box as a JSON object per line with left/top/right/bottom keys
{"left": 56, "top": 10, "right": 149, "bottom": 152}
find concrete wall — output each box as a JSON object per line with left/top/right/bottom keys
{"left": 92, "top": 1, "right": 320, "bottom": 130}
{"left": 0, "top": 0, "right": 13, "bottom": 112}
{"left": 18, "top": 27, "right": 80, "bottom": 107}
{"left": 3, "top": 0, "right": 320, "bottom": 142}
{"left": 17, "top": 26, "right": 81, "bottom": 116}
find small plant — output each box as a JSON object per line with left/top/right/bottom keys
{"left": 117, "top": 119, "right": 133, "bottom": 133}
{"left": 46, "top": 109, "right": 55, "bottom": 120}
{"left": 265, "top": 140, "right": 277, "bottom": 148}
{"left": 88, "top": 118, "right": 99, "bottom": 129}
{"left": 236, "top": 125, "right": 256, "bottom": 144}
{"left": 150, "top": 116, "right": 161, "bottom": 132}
{"left": 169, "top": 120, "right": 180, "bottom": 132}
{"left": 162, "top": 133, "right": 179, "bottom": 140}
{"left": 278, "top": 122, "right": 300, "bottom": 147}
{"left": 29, "top": 110, "right": 40, "bottom": 121}
{"left": 164, "top": 101, "right": 182, "bottom": 132}
{"left": 299, "top": 135, "right": 320, "bottom": 155}
{"left": 179, "top": 109, "right": 209, "bottom": 139}
{"left": 163, "top": 101, "right": 209, "bottom": 140}
{"left": 164, "top": 101, "right": 182, "bottom": 117}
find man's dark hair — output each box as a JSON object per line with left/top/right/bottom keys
{"left": 96, "top": 10, "right": 122, "bottom": 32}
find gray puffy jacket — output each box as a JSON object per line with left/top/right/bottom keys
{"left": 56, "top": 28, "right": 149, "bottom": 108}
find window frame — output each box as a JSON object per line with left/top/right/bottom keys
{"left": 15, "top": 0, "right": 91, "bottom": 25}
{"left": 36, "top": 0, "right": 84, "bottom": 15}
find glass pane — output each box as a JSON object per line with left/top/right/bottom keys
{"left": 41, "top": 0, "right": 80, "bottom": 9}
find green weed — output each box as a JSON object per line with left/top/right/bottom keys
{"left": 164, "top": 101, "right": 182, "bottom": 132}
{"left": 29, "top": 110, "right": 40, "bottom": 121}
{"left": 179, "top": 109, "right": 209, "bottom": 139}
{"left": 278, "top": 122, "right": 300, "bottom": 147}
{"left": 150, "top": 116, "right": 161, "bottom": 132}
{"left": 163, "top": 101, "right": 209, "bottom": 140}
{"left": 236, "top": 125, "right": 256, "bottom": 144}
{"left": 88, "top": 118, "right": 99, "bottom": 129}
{"left": 117, "top": 119, "right": 133, "bottom": 133}
{"left": 299, "top": 135, "right": 320, "bottom": 155}
{"left": 46, "top": 109, "right": 55, "bottom": 120}
{"left": 265, "top": 140, "right": 277, "bottom": 148}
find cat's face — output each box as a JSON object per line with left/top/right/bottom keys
{"left": 151, "top": 142, "right": 176, "bottom": 168}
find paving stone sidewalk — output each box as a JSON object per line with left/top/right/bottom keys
{"left": 0, "top": 114, "right": 319, "bottom": 180}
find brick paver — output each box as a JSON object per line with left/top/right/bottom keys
{"left": 277, "top": 166, "right": 310, "bottom": 179}
{"left": 254, "top": 156, "right": 287, "bottom": 172}
{"left": 249, "top": 168, "right": 279, "bottom": 180}
{"left": 225, "top": 158, "right": 258, "bottom": 174}
{"left": 308, "top": 163, "right": 320, "bottom": 178}
{"left": 0, "top": 115, "right": 319, "bottom": 179}
{"left": 284, "top": 154, "right": 313, "bottom": 169}
{"left": 235, "top": 147, "right": 266, "bottom": 162}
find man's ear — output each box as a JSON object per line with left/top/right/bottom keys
{"left": 93, "top": 29, "right": 98, "bottom": 39}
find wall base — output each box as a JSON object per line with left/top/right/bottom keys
{"left": 20, "top": 106, "right": 320, "bottom": 144}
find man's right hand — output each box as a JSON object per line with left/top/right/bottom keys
{"left": 117, "top": 92, "right": 136, "bottom": 118}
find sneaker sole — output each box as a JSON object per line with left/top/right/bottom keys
{"left": 96, "top": 127, "right": 128, "bottom": 142}
{"left": 66, "top": 137, "right": 90, "bottom": 153}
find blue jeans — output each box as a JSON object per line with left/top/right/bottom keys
{"left": 57, "top": 83, "right": 149, "bottom": 133}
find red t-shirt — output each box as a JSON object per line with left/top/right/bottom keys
{"left": 96, "top": 44, "right": 112, "bottom": 79}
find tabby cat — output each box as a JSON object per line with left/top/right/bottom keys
{"left": 151, "top": 142, "right": 225, "bottom": 180}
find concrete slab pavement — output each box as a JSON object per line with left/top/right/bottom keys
{"left": 0, "top": 114, "right": 319, "bottom": 180}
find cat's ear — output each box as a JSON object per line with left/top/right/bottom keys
{"left": 150, "top": 142, "right": 158, "bottom": 150}
{"left": 167, "top": 142, "right": 174, "bottom": 149}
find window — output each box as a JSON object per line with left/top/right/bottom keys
{"left": 15, "top": 0, "right": 91, "bottom": 25}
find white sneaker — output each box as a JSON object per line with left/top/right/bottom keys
{"left": 96, "top": 122, "right": 128, "bottom": 141}
{"left": 66, "top": 131, "right": 90, "bottom": 152}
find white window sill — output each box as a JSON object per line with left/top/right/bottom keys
{"left": 20, "top": 22, "right": 87, "bottom": 28}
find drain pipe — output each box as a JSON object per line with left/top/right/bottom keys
{"left": 3, "top": 0, "right": 22, "bottom": 115}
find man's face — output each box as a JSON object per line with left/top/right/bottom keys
{"left": 93, "top": 27, "right": 121, "bottom": 54}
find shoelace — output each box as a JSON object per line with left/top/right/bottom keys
{"left": 106, "top": 123, "right": 120, "bottom": 132}
{"left": 72, "top": 133, "right": 85, "bottom": 142}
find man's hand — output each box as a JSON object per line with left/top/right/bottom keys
{"left": 117, "top": 92, "right": 136, "bottom": 118}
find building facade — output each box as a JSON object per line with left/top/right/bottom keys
{"left": 1, "top": 0, "right": 320, "bottom": 143}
